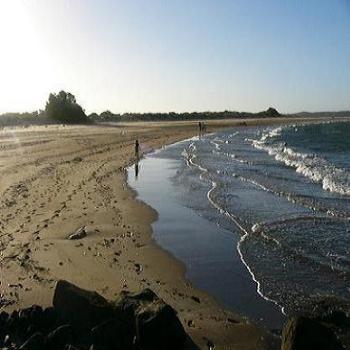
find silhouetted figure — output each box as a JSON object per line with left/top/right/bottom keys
{"left": 135, "top": 139, "right": 140, "bottom": 159}
{"left": 198, "top": 122, "right": 202, "bottom": 133}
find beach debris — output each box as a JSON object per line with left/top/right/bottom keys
{"left": 7, "top": 283, "right": 23, "bottom": 289}
{"left": 102, "top": 238, "right": 110, "bottom": 247}
{"left": 205, "top": 338, "right": 215, "bottom": 350}
{"left": 227, "top": 317, "right": 239, "bottom": 324}
{"left": 72, "top": 156, "right": 83, "bottom": 163}
{"left": 68, "top": 226, "right": 87, "bottom": 240}
{"left": 187, "top": 319, "right": 195, "bottom": 327}
{"left": 134, "top": 263, "right": 143, "bottom": 274}
{"left": 135, "top": 242, "right": 145, "bottom": 248}
{"left": 191, "top": 296, "right": 201, "bottom": 303}
{"left": 0, "top": 295, "right": 15, "bottom": 308}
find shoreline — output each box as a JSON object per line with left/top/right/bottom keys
{"left": 0, "top": 117, "right": 348, "bottom": 349}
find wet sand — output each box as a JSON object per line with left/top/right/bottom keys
{"left": 0, "top": 117, "right": 341, "bottom": 349}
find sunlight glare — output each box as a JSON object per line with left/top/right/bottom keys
{"left": 0, "top": 1, "right": 52, "bottom": 112}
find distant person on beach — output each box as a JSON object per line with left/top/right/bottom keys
{"left": 135, "top": 139, "right": 140, "bottom": 159}
{"left": 198, "top": 122, "right": 202, "bottom": 133}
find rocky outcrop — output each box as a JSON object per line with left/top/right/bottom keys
{"left": 53, "top": 280, "right": 114, "bottom": 328}
{"left": 0, "top": 280, "right": 194, "bottom": 350}
{"left": 281, "top": 316, "right": 343, "bottom": 350}
{"left": 281, "top": 298, "right": 350, "bottom": 350}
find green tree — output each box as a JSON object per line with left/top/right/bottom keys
{"left": 45, "top": 91, "right": 88, "bottom": 123}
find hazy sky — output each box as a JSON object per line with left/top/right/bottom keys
{"left": 0, "top": 0, "right": 349, "bottom": 114}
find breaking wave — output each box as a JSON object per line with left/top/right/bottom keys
{"left": 252, "top": 126, "right": 350, "bottom": 196}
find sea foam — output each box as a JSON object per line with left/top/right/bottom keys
{"left": 252, "top": 127, "right": 350, "bottom": 196}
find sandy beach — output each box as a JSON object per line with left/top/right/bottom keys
{"left": 0, "top": 117, "right": 342, "bottom": 349}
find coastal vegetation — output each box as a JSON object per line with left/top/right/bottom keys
{"left": 0, "top": 91, "right": 88, "bottom": 127}
{"left": 1, "top": 91, "right": 349, "bottom": 128}
{"left": 45, "top": 91, "right": 88, "bottom": 124}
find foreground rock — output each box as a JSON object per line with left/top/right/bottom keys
{"left": 0, "top": 280, "right": 195, "bottom": 350}
{"left": 281, "top": 317, "right": 343, "bottom": 350}
{"left": 53, "top": 280, "right": 114, "bottom": 328}
{"left": 281, "top": 297, "right": 350, "bottom": 350}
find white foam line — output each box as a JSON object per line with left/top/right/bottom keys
{"left": 251, "top": 126, "right": 350, "bottom": 197}
{"left": 210, "top": 140, "right": 221, "bottom": 150}
{"left": 206, "top": 180, "right": 286, "bottom": 314}
{"left": 151, "top": 135, "right": 201, "bottom": 156}
{"left": 188, "top": 151, "right": 286, "bottom": 314}
{"left": 188, "top": 154, "right": 208, "bottom": 173}
{"left": 211, "top": 149, "right": 248, "bottom": 164}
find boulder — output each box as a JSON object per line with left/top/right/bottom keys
{"left": 91, "top": 318, "right": 135, "bottom": 350}
{"left": 53, "top": 280, "right": 114, "bottom": 329}
{"left": 116, "top": 288, "right": 187, "bottom": 350}
{"left": 281, "top": 316, "right": 343, "bottom": 350}
{"left": 46, "top": 324, "right": 74, "bottom": 350}
{"left": 19, "top": 332, "right": 46, "bottom": 350}
{"left": 0, "top": 281, "right": 194, "bottom": 350}
{"left": 136, "top": 302, "right": 186, "bottom": 350}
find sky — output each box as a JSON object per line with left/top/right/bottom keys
{"left": 0, "top": 0, "right": 349, "bottom": 114}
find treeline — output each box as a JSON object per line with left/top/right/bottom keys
{"left": 0, "top": 91, "right": 89, "bottom": 128}
{"left": 0, "top": 111, "right": 52, "bottom": 128}
{"left": 89, "top": 107, "right": 281, "bottom": 123}
{"left": 2, "top": 90, "right": 349, "bottom": 127}
{"left": 0, "top": 96, "right": 283, "bottom": 127}
{"left": 294, "top": 111, "right": 350, "bottom": 119}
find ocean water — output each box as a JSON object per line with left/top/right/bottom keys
{"left": 128, "top": 121, "right": 350, "bottom": 328}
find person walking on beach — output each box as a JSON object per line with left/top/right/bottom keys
{"left": 135, "top": 139, "right": 140, "bottom": 159}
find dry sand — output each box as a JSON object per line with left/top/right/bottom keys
{"left": 0, "top": 117, "right": 342, "bottom": 349}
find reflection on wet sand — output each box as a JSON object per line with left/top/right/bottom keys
{"left": 134, "top": 161, "right": 140, "bottom": 179}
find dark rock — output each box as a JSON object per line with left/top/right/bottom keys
{"left": 41, "top": 307, "right": 58, "bottom": 330}
{"left": 281, "top": 316, "right": 343, "bottom": 350}
{"left": 68, "top": 227, "right": 87, "bottom": 240}
{"left": 191, "top": 296, "right": 200, "bottom": 303}
{"left": 73, "top": 156, "right": 83, "bottom": 163}
{"left": 6, "top": 312, "right": 18, "bottom": 332}
{"left": 19, "top": 332, "right": 46, "bottom": 350}
{"left": 66, "top": 345, "right": 82, "bottom": 350}
{"left": 0, "top": 282, "right": 195, "bottom": 350}
{"left": 0, "top": 311, "right": 9, "bottom": 322}
{"left": 89, "top": 344, "right": 105, "bottom": 350}
{"left": 3, "top": 334, "right": 11, "bottom": 346}
{"left": 53, "top": 280, "right": 114, "bottom": 328}
{"left": 25, "top": 324, "right": 37, "bottom": 338}
{"left": 0, "top": 311, "right": 9, "bottom": 330}
{"left": 65, "top": 345, "right": 80, "bottom": 350}
{"left": 114, "top": 288, "right": 189, "bottom": 350}
{"left": 91, "top": 318, "right": 135, "bottom": 350}
{"left": 19, "top": 305, "right": 43, "bottom": 328}
{"left": 47, "top": 324, "right": 74, "bottom": 350}
{"left": 136, "top": 302, "right": 187, "bottom": 350}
